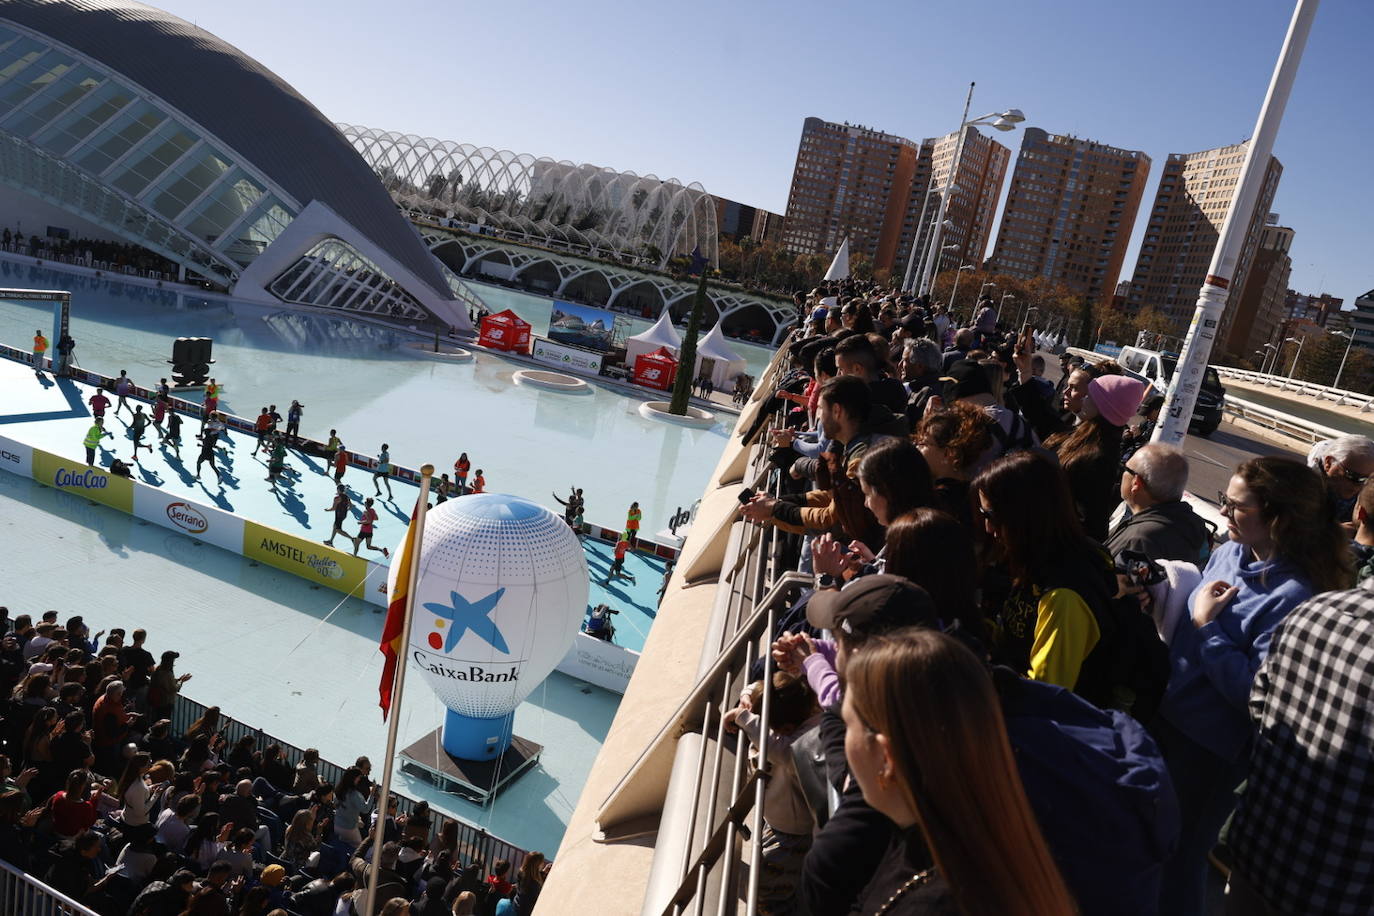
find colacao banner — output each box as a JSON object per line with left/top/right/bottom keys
{"left": 242, "top": 519, "right": 370, "bottom": 596}
{"left": 133, "top": 487, "right": 245, "bottom": 554}
{"left": 32, "top": 447, "right": 133, "bottom": 513}
{"left": 0, "top": 432, "right": 33, "bottom": 479}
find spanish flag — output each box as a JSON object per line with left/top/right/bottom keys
{"left": 378, "top": 502, "right": 422, "bottom": 720}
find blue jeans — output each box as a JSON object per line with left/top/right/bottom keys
{"left": 1154, "top": 717, "right": 1248, "bottom": 916}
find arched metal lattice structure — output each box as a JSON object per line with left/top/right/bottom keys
{"left": 339, "top": 124, "right": 719, "bottom": 270}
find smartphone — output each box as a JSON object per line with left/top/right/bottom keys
{"left": 738, "top": 488, "right": 756, "bottom": 504}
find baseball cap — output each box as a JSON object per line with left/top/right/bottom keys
{"left": 807, "top": 575, "right": 941, "bottom": 633}
{"left": 940, "top": 359, "right": 992, "bottom": 399}
{"left": 811, "top": 306, "right": 829, "bottom": 321}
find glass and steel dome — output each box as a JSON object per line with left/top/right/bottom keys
{"left": 340, "top": 125, "right": 719, "bottom": 269}
{"left": 0, "top": 0, "right": 467, "bottom": 322}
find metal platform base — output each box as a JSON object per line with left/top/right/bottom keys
{"left": 398, "top": 729, "right": 543, "bottom": 804}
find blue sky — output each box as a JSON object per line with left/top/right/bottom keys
{"left": 161, "top": 0, "right": 1370, "bottom": 305}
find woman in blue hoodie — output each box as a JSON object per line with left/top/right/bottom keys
{"left": 1154, "top": 456, "right": 1351, "bottom": 914}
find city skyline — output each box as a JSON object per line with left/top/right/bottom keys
{"left": 155, "top": 0, "right": 1372, "bottom": 308}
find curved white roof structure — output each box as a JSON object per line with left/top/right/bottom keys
{"left": 0, "top": 0, "right": 476, "bottom": 328}
{"left": 339, "top": 125, "right": 719, "bottom": 270}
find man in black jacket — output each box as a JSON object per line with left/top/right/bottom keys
{"left": 1108, "top": 443, "right": 1211, "bottom": 566}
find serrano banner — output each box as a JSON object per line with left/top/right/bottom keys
{"left": 242, "top": 520, "right": 370, "bottom": 596}
{"left": 133, "top": 488, "right": 245, "bottom": 554}
{"left": 32, "top": 448, "right": 133, "bottom": 513}
{"left": 0, "top": 432, "right": 33, "bottom": 479}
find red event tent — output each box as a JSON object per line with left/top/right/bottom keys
{"left": 633, "top": 346, "right": 678, "bottom": 391}
{"left": 478, "top": 309, "right": 531, "bottom": 353}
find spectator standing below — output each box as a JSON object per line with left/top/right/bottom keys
{"left": 1305, "top": 435, "right": 1374, "bottom": 532}
{"left": 252, "top": 408, "right": 271, "bottom": 456}
{"left": 842, "top": 628, "right": 1074, "bottom": 915}
{"left": 324, "top": 429, "right": 342, "bottom": 463}
{"left": 373, "top": 444, "right": 394, "bottom": 499}
{"left": 624, "top": 502, "right": 642, "bottom": 549}
{"left": 1106, "top": 443, "right": 1211, "bottom": 565}
{"left": 453, "top": 453, "right": 470, "bottom": 494}
{"left": 32, "top": 329, "right": 47, "bottom": 375}
{"left": 1153, "top": 456, "right": 1351, "bottom": 914}
{"left": 325, "top": 485, "right": 355, "bottom": 548}
{"left": 285, "top": 400, "right": 304, "bottom": 443}
{"left": 201, "top": 378, "right": 219, "bottom": 424}
{"left": 470, "top": 470, "right": 485, "bottom": 494}
{"left": 354, "top": 498, "right": 390, "bottom": 558}
{"left": 1226, "top": 588, "right": 1374, "bottom": 915}
{"left": 114, "top": 370, "right": 134, "bottom": 416}
{"left": 83, "top": 418, "right": 112, "bottom": 466}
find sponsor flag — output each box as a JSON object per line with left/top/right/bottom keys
{"left": 378, "top": 499, "right": 422, "bottom": 719}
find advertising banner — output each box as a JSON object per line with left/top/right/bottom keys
{"left": 556, "top": 633, "right": 639, "bottom": 694}
{"left": 242, "top": 520, "right": 371, "bottom": 597}
{"left": 32, "top": 448, "right": 133, "bottom": 513}
{"left": 133, "top": 487, "right": 245, "bottom": 554}
{"left": 549, "top": 301, "right": 615, "bottom": 351}
{"left": 531, "top": 337, "right": 604, "bottom": 376}
{"left": 0, "top": 432, "right": 33, "bottom": 479}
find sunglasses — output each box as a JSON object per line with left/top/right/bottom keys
{"left": 1336, "top": 461, "right": 1370, "bottom": 487}
{"left": 1217, "top": 492, "right": 1259, "bottom": 515}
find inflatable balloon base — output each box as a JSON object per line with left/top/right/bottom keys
{"left": 443, "top": 708, "right": 514, "bottom": 759}
{"left": 400, "top": 722, "right": 544, "bottom": 804}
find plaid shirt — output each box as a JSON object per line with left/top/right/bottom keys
{"left": 1230, "top": 589, "right": 1374, "bottom": 915}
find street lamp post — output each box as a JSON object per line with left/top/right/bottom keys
{"left": 1331, "top": 329, "right": 1356, "bottom": 390}
{"left": 1285, "top": 336, "right": 1305, "bottom": 379}
{"left": 1021, "top": 306, "right": 1039, "bottom": 333}
{"left": 1260, "top": 342, "right": 1279, "bottom": 376}
{"left": 1151, "top": 0, "right": 1319, "bottom": 445}
{"left": 947, "top": 264, "right": 974, "bottom": 313}
{"left": 914, "top": 83, "right": 1024, "bottom": 297}
{"left": 996, "top": 291, "right": 1014, "bottom": 323}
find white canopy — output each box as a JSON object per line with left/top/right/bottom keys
{"left": 624, "top": 308, "right": 682, "bottom": 364}
{"left": 693, "top": 322, "right": 748, "bottom": 388}
{"left": 823, "top": 238, "right": 850, "bottom": 281}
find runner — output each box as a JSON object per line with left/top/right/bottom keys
{"left": 324, "top": 429, "right": 342, "bottom": 464}
{"left": 625, "top": 501, "right": 642, "bottom": 549}
{"left": 88, "top": 388, "right": 110, "bottom": 420}
{"left": 252, "top": 408, "right": 271, "bottom": 456}
{"left": 155, "top": 378, "right": 170, "bottom": 400}
{"left": 195, "top": 416, "right": 224, "bottom": 483}
{"left": 285, "top": 400, "right": 304, "bottom": 443}
{"left": 129, "top": 405, "right": 153, "bottom": 458}
{"left": 454, "top": 452, "right": 470, "bottom": 494}
{"left": 31, "top": 329, "right": 47, "bottom": 376}
{"left": 603, "top": 535, "right": 636, "bottom": 585}
{"left": 161, "top": 408, "right": 182, "bottom": 456}
{"left": 470, "top": 469, "right": 485, "bottom": 494}
{"left": 373, "top": 444, "right": 394, "bottom": 499}
{"left": 83, "top": 418, "right": 112, "bottom": 466}
{"left": 324, "top": 485, "right": 354, "bottom": 547}
{"left": 265, "top": 435, "right": 288, "bottom": 488}
{"left": 151, "top": 396, "right": 167, "bottom": 435}
{"left": 333, "top": 445, "right": 349, "bottom": 483}
{"left": 353, "top": 497, "right": 390, "bottom": 558}
{"left": 114, "top": 371, "right": 134, "bottom": 416}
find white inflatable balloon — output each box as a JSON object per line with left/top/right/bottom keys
{"left": 387, "top": 493, "right": 588, "bottom": 759}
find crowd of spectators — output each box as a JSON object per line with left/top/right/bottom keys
{"left": 0, "top": 613, "right": 548, "bottom": 916}
{"left": 732, "top": 282, "right": 1374, "bottom": 914}
{"left": 1, "top": 227, "right": 181, "bottom": 279}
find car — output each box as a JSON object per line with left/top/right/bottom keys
{"left": 1117, "top": 346, "right": 1227, "bottom": 437}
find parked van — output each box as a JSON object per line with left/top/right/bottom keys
{"left": 1117, "top": 345, "right": 1227, "bottom": 436}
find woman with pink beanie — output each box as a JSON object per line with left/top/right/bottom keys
{"left": 1045, "top": 373, "right": 1150, "bottom": 538}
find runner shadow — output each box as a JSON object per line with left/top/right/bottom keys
{"left": 136, "top": 464, "right": 162, "bottom": 487}
{"left": 199, "top": 483, "right": 233, "bottom": 513}
{"left": 162, "top": 450, "right": 197, "bottom": 486}
{"left": 274, "top": 484, "right": 311, "bottom": 528}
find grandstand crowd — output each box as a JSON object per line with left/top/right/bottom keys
{"left": 731, "top": 279, "right": 1374, "bottom": 915}
{"left": 0, "top": 616, "right": 547, "bottom": 916}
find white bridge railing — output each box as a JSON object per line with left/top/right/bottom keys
{"left": 1216, "top": 366, "right": 1374, "bottom": 413}
{"left": 1224, "top": 394, "right": 1347, "bottom": 445}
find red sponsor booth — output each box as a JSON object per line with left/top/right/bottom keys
{"left": 632, "top": 346, "right": 678, "bottom": 391}
{"left": 478, "top": 309, "right": 531, "bottom": 353}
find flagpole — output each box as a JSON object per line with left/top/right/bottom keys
{"left": 364, "top": 464, "right": 434, "bottom": 916}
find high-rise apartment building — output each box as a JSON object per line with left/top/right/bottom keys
{"left": 1222, "top": 225, "right": 1293, "bottom": 360}
{"left": 1125, "top": 141, "right": 1282, "bottom": 344}
{"left": 1284, "top": 289, "right": 1343, "bottom": 326}
{"left": 894, "top": 127, "right": 1011, "bottom": 285}
{"left": 782, "top": 117, "right": 1008, "bottom": 278}
{"left": 988, "top": 128, "right": 1150, "bottom": 306}
{"left": 782, "top": 118, "right": 920, "bottom": 272}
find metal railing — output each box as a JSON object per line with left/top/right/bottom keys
{"left": 170, "top": 692, "right": 534, "bottom": 873}
{"left": 1223, "top": 394, "right": 1347, "bottom": 444}
{"left": 0, "top": 858, "right": 99, "bottom": 916}
{"left": 1215, "top": 365, "right": 1374, "bottom": 412}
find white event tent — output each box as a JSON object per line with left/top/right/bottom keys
{"left": 694, "top": 322, "right": 747, "bottom": 388}
{"left": 624, "top": 308, "right": 682, "bottom": 363}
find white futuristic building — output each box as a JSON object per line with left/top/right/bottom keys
{"left": 0, "top": 0, "right": 478, "bottom": 329}
{"left": 339, "top": 125, "right": 719, "bottom": 270}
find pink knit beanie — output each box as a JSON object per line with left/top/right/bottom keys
{"left": 1087, "top": 375, "right": 1149, "bottom": 427}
